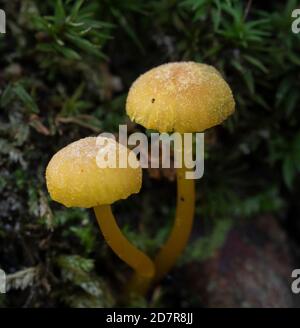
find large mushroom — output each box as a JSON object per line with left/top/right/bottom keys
{"left": 126, "top": 61, "right": 235, "bottom": 283}
{"left": 46, "top": 136, "right": 155, "bottom": 295}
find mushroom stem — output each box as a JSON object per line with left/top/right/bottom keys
{"left": 94, "top": 205, "right": 155, "bottom": 294}
{"left": 153, "top": 164, "right": 195, "bottom": 283}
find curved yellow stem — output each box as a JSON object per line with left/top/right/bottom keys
{"left": 154, "top": 165, "right": 195, "bottom": 283}
{"left": 94, "top": 205, "right": 155, "bottom": 295}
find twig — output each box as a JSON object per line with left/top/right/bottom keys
{"left": 244, "top": 0, "right": 253, "bottom": 20}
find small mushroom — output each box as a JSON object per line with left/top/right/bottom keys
{"left": 45, "top": 136, "right": 154, "bottom": 294}
{"left": 126, "top": 62, "right": 235, "bottom": 284}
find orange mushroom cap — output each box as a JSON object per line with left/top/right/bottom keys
{"left": 126, "top": 62, "right": 235, "bottom": 133}
{"left": 46, "top": 137, "right": 142, "bottom": 208}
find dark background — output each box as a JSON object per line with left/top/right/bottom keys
{"left": 0, "top": 0, "right": 300, "bottom": 307}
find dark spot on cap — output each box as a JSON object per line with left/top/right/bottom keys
{"left": 180, "top": 197, "right": 185, "bottom": 202}
{"left": 151, "top": 98, "right": 155, "bottom": 103}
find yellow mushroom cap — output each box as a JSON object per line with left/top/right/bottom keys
{"left": 126, "top": 62, "right": 235, "bottom": 133}
{"left": 46, "top": 137, "right": 142, "bottom": 208}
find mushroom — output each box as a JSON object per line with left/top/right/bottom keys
{"left": 126, "top": 62, "right": 235, "bottom": 284}
{"left": 45, "top": 136, "right": 155, "bottom": 294}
